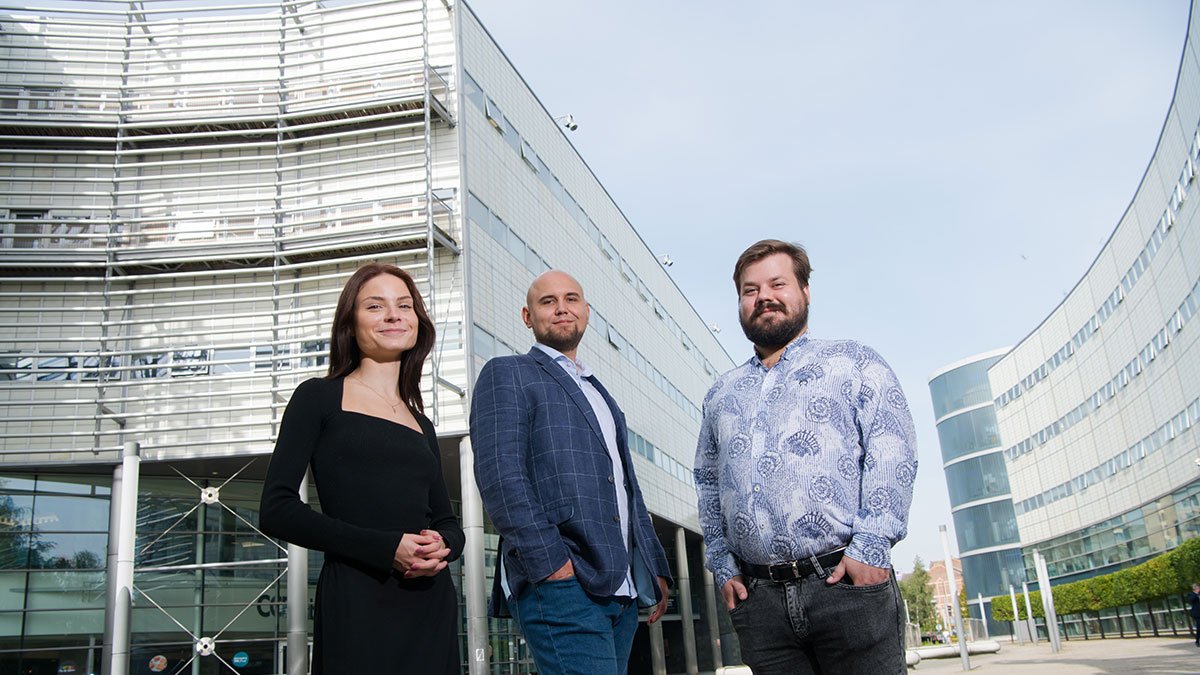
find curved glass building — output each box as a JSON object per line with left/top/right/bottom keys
{"left": 988, "top": 0, "right": 1200, "bottom": 592}
{"left": 929, "top": 349, "right": 1026, "bottom": 637}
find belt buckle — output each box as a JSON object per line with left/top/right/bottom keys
{"left": 769, "top": 560, "right": 800, "bottom": 583}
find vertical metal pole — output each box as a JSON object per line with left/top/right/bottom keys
{"left": 1022, "top": 582, "right": 1038, "bottom": 645}
{"left": 459, "top": 437, "right": 488, "bottom": 675}
{"left": 674, "top": 527, "right": 697, "bottom": 675}
{"left": 287, "top": 471, "right": 310, "bottom": 675}
{"left": 699, "top": 543, "right": 722, "bottom": 670}
{"left": 102, "top": 458, "right": 124, "bottom": 670}
{"left": 1034, "top": 551, "right": 1061, "bottom": 652}
{"left": 1009, "top": 585, "right": 1023, "bottom": 644}
{"left": 978, "top": 593, "right": 989, "bottom": 640}
{"left": 193, "top": 504, "right": 205, "bottom": 675}
{"left": 904, "top": 598, "right": 911, "bottom": 625}
{"left": 420, "top": 0, "right": 439, "bottom": 425}
{"left": 649, "top": 616, "right": 666, "bottom": 675}
{"left": 108, "top": 441, "right": 141, "bottom": 675}
{"left": 939, "top": 525, "right": 969, "bottom": 671}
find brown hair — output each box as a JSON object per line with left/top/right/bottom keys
{"left": 327, "top": 263, "right": 435, "bottom": 414}
{"left": 733, "top": 239, "right": 812, "bottom": 290}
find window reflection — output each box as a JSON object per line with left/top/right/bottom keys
{"left": 936, "top": 407, "right": 1001, "bottom": 462}
{"left": 929, "top": 357, "right": 1002, "bottom": 419}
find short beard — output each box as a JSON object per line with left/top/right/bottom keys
{"left": 535, "top": 327, "right": 584, "bottom": 355}
{"left": 740, "top": 302, "right": 808, "bottom": 351}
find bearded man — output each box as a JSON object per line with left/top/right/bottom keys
{"left": 470, "top": 270, "right": 672, "bottom": 675}
{"left": 694, "top": 240, "right": 918, "bottom": 674}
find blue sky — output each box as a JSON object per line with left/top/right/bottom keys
{"left": 467, "top": 0, "right": 1190, "bottom": 572}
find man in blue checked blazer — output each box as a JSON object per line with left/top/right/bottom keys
{"left": 470, "top": 270, "right": 672, "bottom": 675}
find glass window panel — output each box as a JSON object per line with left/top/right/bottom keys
{"left": 524, "top": 246, "right": 541, "bottom": 274}
{"left": 0, "top": 353, "right": 33, "bottom": 381}
{"left": 590, "top": 311, "right": 607, "bottom": 337}
{"left": 212, "top": 347, "right": 251, "bottom": 374}
{"left": 506, "top": 229, "right": 526, "bottom": 261}
{"left": 945, "top": 454, "right": 1011, "bottom": 507}
{"left": 489, "top": 214, "right": 508, "bottom": 243}
{"left": 466, "top": 192, "right": 488, "bottom": 227}
{"left": 170, "top": 349, "right": 209, "bottom": 377}
{"left": 0, "top": 534, "right": 32, "bottom": 569}
{"left": 952, "top": 501, "right": 1021, "bottom": 552}
{"left": 503, "top": 117, "right": 521, "bottom": 152}
{"left": 0, "top": 494, "right": 33, "bottom": 532}
{"left": 27, "top": 533, "right": 106, "bottom": 570}
{"left": 132, "top": 352, "right": 167, "bottom": 379}
{"left": 0, "top": 476, "right": 36, "bottom": 494}
{"left": 0, "top": 571, "right": 25, "bottom": 613}
{"left": 201, "top": 533, "right": 282, "bottom": 573}
{"left": 23, "top": 608, "right": 104, "bottom": 637}
{"left": 35, "top": 355, "right": 75, "bottom": 382}
{"left": 472, "top": 325, "right": 495, "bottom": 361}
{"left": 462, "top": 70, "right": 484, "bottom": 110}
{"left": 928, "top": 356, "right": 1003, "bottom": 419}
{"left": 936, "top": 407, "right": 1002, "bottom": 462}
{"left": 30, "top": 495, "right": 108, "bottom": 533}
{"left": 484, "top": 98, "right": 504, "bottom": 131}
{"left": 24, "top": 571, "right": 105, "bottom": 611}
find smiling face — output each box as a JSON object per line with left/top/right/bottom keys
{"left": 522, "top": 270, "right": 590, "bottom": 358}
{"left": 353, "top": 272, "right": 419, "bottom": 360}
{"left": 737, "top": 252, "right": 810, "bottom": 351}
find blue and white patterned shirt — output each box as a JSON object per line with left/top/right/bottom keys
{"left": 694, "top": 332, "right": 918, "bottom": 588}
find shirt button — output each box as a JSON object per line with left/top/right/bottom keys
{"left": 612, "top": 515, "right": 620, "bottom": 523}
{"left": 753, "top": 485, "right": 762, "bottom": 493}
{"left": 607, "top": 475, "right": 615, "bottom": 484}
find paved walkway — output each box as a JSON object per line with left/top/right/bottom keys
{"left": 909, "top": 637, "right": 1200, "bottom": 673}
{"left": 704, "top": 637, "right": 1200, "bottom": 674}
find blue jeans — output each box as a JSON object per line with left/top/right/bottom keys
{"left": 729, "top": 572, "right": 905, "bottom": 675}
{"left": 510, "top": 577, "right": 639, "bottom": 675}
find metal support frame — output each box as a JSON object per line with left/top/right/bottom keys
{"left": 421, "top": 0, "right": 440, "bottom": 426}
{"left": 977, "top": 593, "right": 989, "bottom": 640}
{"left": 674, "top": 527, "right": 698, "bottom": 675}
{"left": 1022, "top": 581, "right": 1038, "bottom": 644}
{"left": 287, "top": 472, "right": 311, "bottom": 675}
{"left": 459, "top": 436, "right": 488, "bottom": 675}
{"left": 939, "top": 524, "right": 969, "bottom": 671}
{"left": 700, "top": 542, "right": 723, "bottom": 670}
{"left": 106, "top": 441, "right": 141, "bottom": 675}
{"left": 649, "top": 614, "right": 666, "bottom": 675}
{"left": 1009, "top": 584, "right": 1024, "bottom": 644}
{"left": 105, "top": 457, "right": 288, "bottom": 674}
{"left": 1033, "top": 550, "right": 1062, "bottom": 652}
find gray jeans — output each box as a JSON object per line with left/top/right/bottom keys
{"left": 728, "top": 572, "right": 905, "bottom": 675}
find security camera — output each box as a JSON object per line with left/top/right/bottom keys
{"left": 560, "top": 114, "right": 578, "bottom": 131}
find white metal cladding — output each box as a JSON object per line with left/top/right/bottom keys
{"left": 0, "top": 0, "right": 467, "bottom": 464}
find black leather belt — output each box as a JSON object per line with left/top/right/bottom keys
{"left": 737, "top": 548, "right": 845, "bottom": 583}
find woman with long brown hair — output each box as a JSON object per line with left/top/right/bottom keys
{"left": 260, "top": 262, "right": 463, "bottom": 673}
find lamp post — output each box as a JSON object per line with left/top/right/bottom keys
{"left": 940, "top": 525, "right": 969, "bottom": 671}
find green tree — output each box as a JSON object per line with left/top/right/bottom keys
{"left": 899, "top": 556, "right": 937, "bottom": 632}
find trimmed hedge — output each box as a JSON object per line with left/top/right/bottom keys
{"left": 991, "top": 537, "right": 1200, "bottom": 621}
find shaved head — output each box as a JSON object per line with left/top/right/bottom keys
{"left": 523, "top": 270, "right": 590, "bottom": 358}
{"left": 526, "top": 270, "right": 584, "bottom": 309}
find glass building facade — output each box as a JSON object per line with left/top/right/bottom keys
{"left": 988, "top": 0, "right": 1200, "bottom": 599}
{"left": 0, "top": 1, "right": 735, "bottom": 673}
{"left": 929, "top": 350, "right": 1026, "bottom": 637}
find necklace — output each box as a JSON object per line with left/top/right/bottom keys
{"left": 350, "top": 374, "right": 404, "bottom": 413}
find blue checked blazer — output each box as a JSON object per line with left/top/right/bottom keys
{"left": 470, "top": 347, "right": 672, "bottom": 617}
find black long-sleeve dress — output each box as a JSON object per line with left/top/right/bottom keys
{"left": 259, "top": 376, "right": 464, "bottom": 674}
